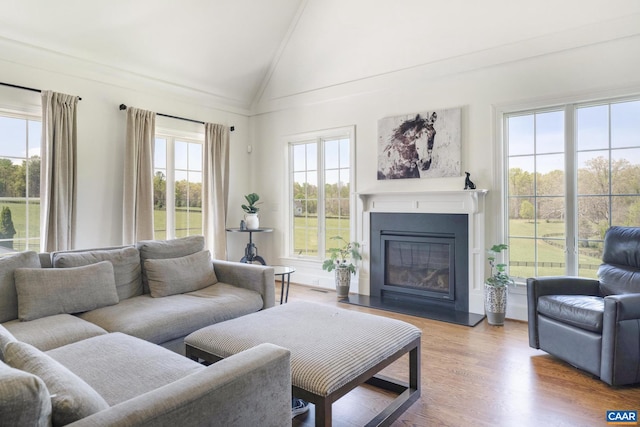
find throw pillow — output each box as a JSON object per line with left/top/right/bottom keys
{"left": 145, "top": 250, "right": 218, "bottom": 298}
{"left": 136, "top": 235, "right": 205, "bottom": 293}
{"left": 0, "top": 323, "right": 17, "bottom": 362}
{"left": 14, "top": 261, "right": 119, "bottom": 321}
{"left": 4, "top": 341, "right": 109, "bottom": 426}
{"left": 0, "top": 251, "right": 41, "bottom": 323}
{"left": 52, "top": 246, "right": 142, "bottom": 301}
{"left": 0, "top": 360, "right": 52, "bottom": 427}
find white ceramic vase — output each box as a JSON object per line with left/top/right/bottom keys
{"left": 245, "top": 213, "right": 259, "bottom": 230}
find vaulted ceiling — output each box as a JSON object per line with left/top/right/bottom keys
{"left": 1, "top": 0, "right": 639, "bottom": 114}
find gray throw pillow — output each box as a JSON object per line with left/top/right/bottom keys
{"left": 14, "top": 261, "right": 119, "bottom": 321}
{"left": 0, "top": 360, "right": 52, "bottom": 427}
{"left": 52, "top": 246, "right": 142, "bottom": 301}
{"left": 4, "top": 341, "right": 109, "bottom": 426}
{"left": 137, "top": 235, "right": 205, "bottom": 293}
{"left": 0, "top": 251, "right": 41, "bottom": 323}
{"left": 145, "top": 250, "right": 217, "bottom": 297}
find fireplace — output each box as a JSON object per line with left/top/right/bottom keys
{"left": 370, "top": 212, "right": 470, "bottom": 315}
{"left": 348, "top": 190, "right": 488, "bottom": 326}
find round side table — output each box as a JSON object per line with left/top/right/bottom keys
{"left": 225, "top": 228, "right": 273, "bottom": 265}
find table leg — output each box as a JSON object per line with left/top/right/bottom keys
{"left": 279, "top": 274, "right": 285, "bottom": 304}
{"left": 285, "top": 272, "right": 291, "bottom": 303}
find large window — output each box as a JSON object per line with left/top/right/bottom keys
{"left": 154, "top": 132, "right": 203, "bottom": 240}
{"left": 505, "top": 97, "right": 640, "bottom": 280}
{"left": 0, "top": 112, "right": 41, "bottom": 254}
{"left": 289, "top": 127, "right": 354, "bottom": 259}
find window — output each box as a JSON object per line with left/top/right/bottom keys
{"left": 504, "top": 97, "right": 640, "bottom": 280}
{"left": 0, "top": 112, "right": 41, "bottom": 254}
{"left": 289, "top": 127, "right": 354, "bottom": 259}
{"left": 153, "top": 132, "right": 203, "bottom": 240}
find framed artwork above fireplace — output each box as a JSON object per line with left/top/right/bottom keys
{"left": 377, "top": 107, "right": 461, "bottom": 180}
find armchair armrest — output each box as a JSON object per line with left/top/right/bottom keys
{"left": 526, "top": 276, "right": 600, "bottom": 348}
{"left": 68, "top": 343, "right": 291, "bottom": 427}
{"left": 212, "top": 260, "right": 275, "bottom": 309}
{"left": 601, "top": 293, "right": 640, "bottom": 385}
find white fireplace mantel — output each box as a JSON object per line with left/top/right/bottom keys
{"left": 357, "top": 189, "right": 488, "bottom": 315}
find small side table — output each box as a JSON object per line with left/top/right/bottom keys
{"left": 273, "top": 266, "right": 295, "bottom": 304}
{"left": 226, "top": 228, "right": 273, "bottom": 265}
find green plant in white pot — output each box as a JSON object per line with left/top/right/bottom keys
{"left": 484, "top": 244, "right": 514, "bottom": 326}
{"left": 241, "top": 193, "right": 261, "bottom": 229}
{"left": 322, "top": 236, "right": 362, "bottom": 299}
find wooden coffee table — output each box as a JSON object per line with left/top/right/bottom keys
{"left": 185, "top": 301, "right": 421, "bottom": 426}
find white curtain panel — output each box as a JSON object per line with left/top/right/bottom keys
{"left": 122, "top": 107, "right": 156, "bottom": 244}
{"left": 203, "top": 123, "right": 229, "bottom": 260}
{"left": 40, "top": 91, "right": 79, "bottom": 252}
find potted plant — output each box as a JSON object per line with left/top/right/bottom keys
{"left": 322, "top": 236, "right": 362, "bottom": 299}
{"left": 241, "top": 193, "right": 261, "bottom": 229}
{"left": 484, "top": 243, "right": 514, "bottom": 326}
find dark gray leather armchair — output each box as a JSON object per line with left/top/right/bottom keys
{"left": 527, "top": 226, "right": 640, "bottom": 386}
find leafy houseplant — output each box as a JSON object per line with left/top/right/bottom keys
{"left": 484, "top": 244, "right": 513, "bottom": 326}
{"left": 322, "top": 236, "right": 362, "bottom": 298}
{"left": 241, "top": 193, "right": 261, "bottom": 229}
{"left": 486, "top": 244, "right": 514, "bottom": 287}
{"left": 241, "top": 193, "right": 261, "bottom": 214}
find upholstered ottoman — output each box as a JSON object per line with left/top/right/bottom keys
{"left": 185, "top": 301, "right": 421, "bottom": 427}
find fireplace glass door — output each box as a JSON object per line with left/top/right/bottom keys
{"left": 382, "top": 235, "right": 455, "bottom": 301}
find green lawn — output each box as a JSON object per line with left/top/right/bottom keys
{"left": 154, "top": 207, "right": 202, "bottom": 239}
{"left": 294, "top": 216, "right": 350, "bottom": 256}
{"left": 508, "top": 219, "right": 601, "bottom": 279}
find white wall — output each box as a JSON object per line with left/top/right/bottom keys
{"left": 0, "top": 56, "right": 250, "bottom": 254}
{"left": 250, "top": 35, "right": 640, "bottom": 320}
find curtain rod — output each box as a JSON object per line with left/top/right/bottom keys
{"left": 119, "top": 104, "right": 234, "bottom": 131}
{"left": 0, "top": 81, "right": 82, "bottom": 100}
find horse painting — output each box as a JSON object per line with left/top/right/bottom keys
{"left": 377, "top": 108, "right": 461, "bottom": 180}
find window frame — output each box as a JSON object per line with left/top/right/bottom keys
{"left": 154, "top": 127, "right": 204, "bottom": 240}
{"left": 286, "top": 126, "right": 356, "bottom": 262}
{"left": 495, "top": 92, "right": 640, "bottom": 284}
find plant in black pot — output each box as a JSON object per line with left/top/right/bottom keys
{"left": 322, "top": 236, "right": 362, "bottom": 299}
{"left": 484, "top": 243, "right": 514, "bottom": 325}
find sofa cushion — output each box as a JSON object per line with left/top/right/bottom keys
{"left": 52, "top": 246, "right": 142, "bottom": 301}
{"left": 78, "top": 283, "right": 263, "bottom": 345}
{"left": 46, "top": 332, "right": 203, "bottom": 406}
{"left": 0, "top": 360, "right": 51, "bottom": 427}
{"left": 537, "top": 295, "right": 604, "bottom": 333}
{"left": 0, "top": 251, "right": 41, "bottom": 323}
{"left": 137, "top": 235, "right": 205, "bottom": 293}
{"left": 14, "top": 261, "right": 119, "bottom": 321}
{"left": 4, "top": 341, "right": 109, "bottom": 426}
{"left": 0, "top": 323, "right": 17, "bottom": 362}
{"left": 3, "top": 314, "right": 107, "bottom": 352}
{"left": 145, "top": 250, "right": 217, "bottom": 298}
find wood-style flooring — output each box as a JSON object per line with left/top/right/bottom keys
{"left": 277, "top": 282, "right": 640, "bottom": 427}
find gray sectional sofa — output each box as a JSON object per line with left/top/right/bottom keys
{"left": 0, "top": 235, "right": 291, "bottom": 426}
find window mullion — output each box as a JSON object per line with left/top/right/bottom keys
{"left": 565, "top": 104, "right": 578, "bottom": 275}
{"left": 166, "top": 137, "right": 176, "bottom": 240}
{"left": 317, "top": 137, "right": 325, "bottom": 259}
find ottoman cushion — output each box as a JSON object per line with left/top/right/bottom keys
{"left": 185, "top": 301, "right": 421, "bottom": 397}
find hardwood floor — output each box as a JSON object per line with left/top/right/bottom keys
{"left": 277, "top": 282, "right": 640, "bottom": 427}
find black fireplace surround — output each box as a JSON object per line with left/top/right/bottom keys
{"left": 345, "top": 212, "right": 484, "bottom": 326}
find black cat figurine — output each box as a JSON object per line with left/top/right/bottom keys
{"left": 464, "top": 172, "right": 476, "bottom": 190}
